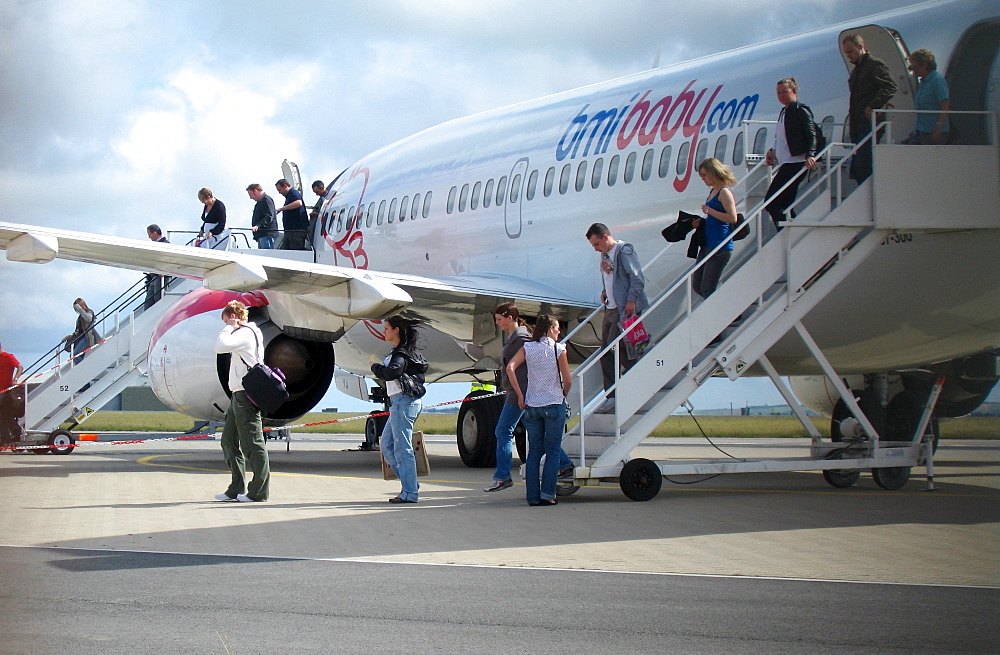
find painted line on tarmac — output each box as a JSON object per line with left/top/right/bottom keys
{"left": 1, "top": 544, "right": 995, "bottom": 590}
{"left": 135, "top": 454, "right": 995, "bottom": 498}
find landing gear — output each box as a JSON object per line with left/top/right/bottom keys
{"left": 619, "top": 458, "right": 662, "bottom": 501}
{"left": 886, "top": 390, "right": 939, "bottom": 453}
{"left": 456, "top": 390, "right": 502, "bottom": 467}
{"left": 362, "top": 412, "right": 387, "bottom": 451}
{"left": 47, "top": 429, "right": 76, "bottom": 455}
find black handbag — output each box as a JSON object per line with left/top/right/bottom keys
{"left": 239, "top": 328, "right": 288, "bottom": 414}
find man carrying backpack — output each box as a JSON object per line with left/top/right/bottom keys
{"left": 764, "top": 77, "right": 821, "bottom": 231}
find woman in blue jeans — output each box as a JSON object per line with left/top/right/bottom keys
{"left": 485, "top": 304, "right": 573, "bottom": 493}
{"left": 506, "top": 315, "right": 571, "bottom": 506}
{"left": 371, "top": 315, "right": 428, "bottom": 504}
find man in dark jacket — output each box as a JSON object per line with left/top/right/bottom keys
{"left": 246, "top": 183, "right": 277, "bottom": 249}
{"left": 842, "top": 33, "right": 897, "bottom": 183}
{"left": 764, "top": 78, "right": 818, "bottom": 230}
{"left": 275, "top": 179, "right": 310, "bottom": 250}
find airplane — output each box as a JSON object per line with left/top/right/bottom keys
{"left": 2, "top": 0, "right": 998, "bottom": 467}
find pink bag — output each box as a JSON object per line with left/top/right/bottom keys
{"left": 621, "top": 315, "right": 649, "bottom": 346}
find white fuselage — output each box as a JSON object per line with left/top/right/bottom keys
{"left": 303, "top": 0, "right": 999, "bottom": 381}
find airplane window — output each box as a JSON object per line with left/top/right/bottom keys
{"left": 676, "top": 142, "right": 690, "bottom": 176}
{"left": 559, "top": 163, "right": 571, "bottom": 194}
{"left": 694, "top": 139, "right": 708, "bottom": 168}
{"left": 509, "top": 174, "right": 521, "bottom": 204}
{"left": 377, "top": 199, "right": 386, "bottom": 225}
{"left": 484, "top": 179, "right": 494, "bottom": 208}
{"left": 366, "top": 202, "right": 375, "bottom": 228}
{"left": 623, "top": 151, "right": 637, "bottom": 184}
{"left": 607, "top": 155, "right": 619, "bottom": 186}
{"left": 733, "top": 131, "right": 745, "bottom": 165}
{"left": 496, "top": 176, "right": 508, "bottom": 206}
{"left": 346, "top": 209, "right": 355, "bottom": 232}
{"left": 447, "top": 186, "right": 457, "bottom": 214}
{"left": 543, "top": 167, "right": 555, "bottom": 197}
{"left": 422, "top": 191, "right": 432, "bottom": 218}
{"left": 753, "top": 127, "right": 767, "bottom": 154}
{"left": 575, "top": 161, "right": 587, "bottom": 192}
{"left": 471, "top": 182, "right": 481, "bottom": 210}
{"left": 714, "top": 135, "right": 728, "bottom": 162}
{"left": 387, "top": 198, "right": 397, "bottom": 223}
{"left": 641, "top": 148, "right": 654, "bottom": 181}
{"left": 658, "top": 146, "right": 672, "bottom": 178}
{"left": 411, "top": 193, "right": 421, "bottom": 220}
{"left": 400, "top": 195, "right": 410, "bottom": 221}
{"left": 591, "top": 158, "right": 603, "bottom": 189}
{"left": 459, "top": 183, "right": 469, "bottom": 212}
{"left": 526, "top": 170, "right": 538, "bottom": 200}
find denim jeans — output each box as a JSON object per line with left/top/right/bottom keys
{"left": 523, "top": 403, "right": 567, "bottom": 503}
{"left": 256, "top": 235, "right": 275, "bottom": 249}
{"left": 381, "top": 392, "right": 422, "bottom": 501}
{"left": 492, "top": 401, "right": 523, "bottom": 483}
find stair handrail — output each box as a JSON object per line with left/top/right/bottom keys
{"left": 565, "top": 130, "right": 869, "bottom": 432}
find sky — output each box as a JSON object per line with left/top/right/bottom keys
{"left": 0, "top": 0, "right": 927, "bottom": 415}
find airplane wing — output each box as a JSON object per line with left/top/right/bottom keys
{"left": 0, "top": 222, "right": 596, "bottom": 325}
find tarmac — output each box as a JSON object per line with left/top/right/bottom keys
{"left": 1, "top": 434, "right": 997, "bottom": 587}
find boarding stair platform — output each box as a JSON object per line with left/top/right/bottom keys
{"left": 560, "top": 110, "right": 999, "bottom": 499}
{"left": 21, "top": 275, "right": 194, "bottom": 438}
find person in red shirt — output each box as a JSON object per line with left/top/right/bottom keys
{"left": 0, "top": 342, "right": 24, "bottom": 444}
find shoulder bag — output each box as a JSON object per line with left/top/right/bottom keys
{"left": 238, "top": 328, "right": 288, "bottom": 414}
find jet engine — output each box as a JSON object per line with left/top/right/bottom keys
{"left": 147, "top": 288, "right": 335, "bottom": 422}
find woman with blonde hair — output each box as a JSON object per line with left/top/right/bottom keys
{"left": 214, "top": 300, "right": 270, "bottom": 502}
{"left": 197, "top": 187, "right": 227, "bottom": 249}
{"left": 60, "top": 297, "right": 101, "bottom": 362}
{"left": 692, "top": 158, "right": 739, "bottom": 298}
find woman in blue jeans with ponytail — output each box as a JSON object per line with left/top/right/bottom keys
{"left": 371, "top": 315, "right": 428, "bottom": 504}
{"left": 485, "top": 304, "right": 573, "bottom": 493}
{"left": 505, "top": 315, "right": 571, "bottom": 506}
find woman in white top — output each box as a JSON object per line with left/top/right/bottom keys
{"left": 213, "top": 300, "right": 270, "bottom": 502}
{"left": 506, "top": 314, "right": 571, "bottom": 506}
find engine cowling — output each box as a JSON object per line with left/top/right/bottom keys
{"left": 147, "top": 288, "right": 335, "bottom": 422}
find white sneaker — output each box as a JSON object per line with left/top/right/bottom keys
{"left": 236, "top": 494, "right": 264, "bottom": 503}
{"left": 595, "top": 398, "right": 616, "bottom": 413}
{"left": 215, "top": 493, "right": 237, "bottom": 502}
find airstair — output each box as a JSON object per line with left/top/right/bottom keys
{"left": 21, "top": 275, "right": 194, "bottom": 437}
{"left": 560, "top": 110, "right": 999, "bottom": 499}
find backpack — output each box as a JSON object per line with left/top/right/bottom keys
{"left": 803, "top": 104, "right": 826, "bottom": 154}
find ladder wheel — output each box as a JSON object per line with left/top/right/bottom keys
{"left": 872, "top": 466, "right": 910, "bottom": 490}
{"left": 619, "top": 458, "right": 662, "bottom": 501}
{"left": 822, "top": 469, "right": 860, "bottom": 488}
{"left": 47, "top": 429, "right": 76, "bottom": 455}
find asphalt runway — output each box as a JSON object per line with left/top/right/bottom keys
{"left": 1, "top": 434, "right": 997, "bottom": 653}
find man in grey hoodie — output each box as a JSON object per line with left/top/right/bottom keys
{"left": 586, "top": 223, "right": 649, "bottom": 413}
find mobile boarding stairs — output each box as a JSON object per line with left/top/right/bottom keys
{"left": 559, "top": 110, "right": 999, "bottom": 500}
{"left": 13, "top": 275, "right": 194, "bottom": 453}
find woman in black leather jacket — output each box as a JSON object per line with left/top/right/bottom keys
{"left": 764, "top": 78, "right": 819, "bottom": 231}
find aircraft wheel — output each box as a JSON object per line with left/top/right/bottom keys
{"left": 886, "top": 390, "right": 939, "bottom": 455}
{"left": 363, "top": 413, "right": 387, "bottom": 451}
{"left": 514, "top": 422, "right": 527, "bottom": 464}
{"left": 822, "top": 469, "right": 860, "bottom": 488}
{"left": 619, "top": 458, "right": 662, "bottom": 501}
{"left": 48, "top": 429, "right": 76, "bottom": 455}
{"left": 456, "top": 391, "right": 501, "bottom": 468}
{"left": 830, "top": 390, "right": 880, "bottom": 442}
{"left": 872, "top": 466, "right": 910, "bottom": 490}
